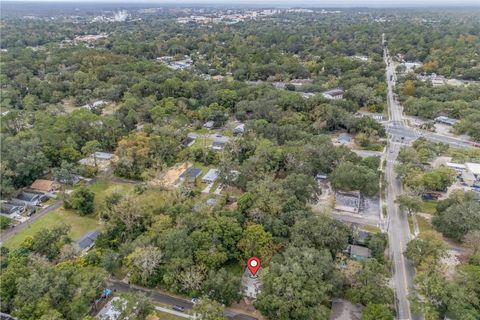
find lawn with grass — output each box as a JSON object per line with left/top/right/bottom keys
{"left": 417, "top": 215, "right": 434, "bottom": 236}
{"left": 420, "top": 200, "right": 437, "bottom": 215}
{"left": 4, "top": 180, "right": 135, "bottom": 249}
{"left": 3, "top": 208, "right": 100, "bottom": 249}
{"left": 154, "top": 310, "right": 185, "bottom": 320}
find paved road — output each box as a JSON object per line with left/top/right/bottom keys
{"left": 383, "top": 34, "right": 419, "bottom": 320}
{"left": 0, "top": 200, "right": 63, "bottom": 243}
{"left": 108, "top": 280, "right": 257, "bottom": 320}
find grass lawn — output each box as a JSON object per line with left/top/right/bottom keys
{"left": 420, "top": 200, "right": 437, "bottom": 215}
{"left": 154, "top": 310, "right": 185, "bottom": 320}
{"left": 362, "top": 224, "right": 382, "bottom": 233}
{"left": 90, "top": 180, "right": 134, "bottom": 210}
{"left": 3, "top": 180, "right": 135, "bottom": 249}
{"left": 3, "top": 207, "right": 100, "bottom": 249}
{"left": 417, "top": 215, "right": 434, "bottom": 236}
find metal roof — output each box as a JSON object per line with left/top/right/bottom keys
{"left": 203, "top": 169, "right": 219, "bottom": 182}
{"left": 76, "top": 230, "right": 100, "bottom": 250}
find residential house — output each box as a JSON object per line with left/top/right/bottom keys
{"left": 434, "top": 116, "right": 458, "bottom": 126}
{"left": 348, "top": 245, "right": 372, "bottom": 260}
{"left": 79, "top": 151, "right": 115, "bottom": 170}
{"left": 179, "top": 167, "right": 202, "bottom": 182}
{"left": 233, "top": 123, "right": 245, "bottom": 135}
{"left": 0, "top": 202, "right": 24, "bottom": 217}
{"left": 203, "top": 121, "right": 215, "bottom": 129}
{"left": 82, "top": 100, "right": 106, "bottom": 111}
{"left": 338, "top": 133, "right": 352, "bottom": 145}
{"left": 202, "top": 169, "right": 219, "bottom": 184}
{"left": 182, "top": 135, "right": 196, "bottom": 147}
{"left": 212, "top": 141, "right": 226, "bottom": 151}
{"left": 57, "top": 175, "right": 80, "bottom": 185}
{"left": 322, "top": 88, "right": 344, "bottom": 100}
{"left": 96, "top": 297, "right": 125, "bottom": 320}
{"left": 14, "top": 192, "right": 43, "bottom": 206}
{"left": 464, "top": 162, "right": 480, "bottom": 187}
{"left": 30, "top": 179, "right": 59, "bottom": 193}
{"left": 241, "top": 267, "right": 263, "bottom": 299}
{"left": 290, "top": 79, "right": 313, "bottom": 87}
{"left": 76, "top": 230, "right": 101, "bottom": 252}
{"left": 206, "top": 198, "right": 218, "bottom": 206}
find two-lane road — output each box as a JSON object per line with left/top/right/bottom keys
{"left": 108, "top": 280, "right": 257, "bottom": 320}
{"left": 383, "top": 33, "right": 420, "bottom": 320}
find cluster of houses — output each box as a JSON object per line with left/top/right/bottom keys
{"left": 0, "top": 179, "right": 59, "bottom": 222}
{"left": 156, "top": 55, "right": 193, "bottom": 70}
{"left": 446, "top": 161, "right": 480, "bottom": 190}
{"left": 79, "top": 151, "right": 116, "bottom": 171}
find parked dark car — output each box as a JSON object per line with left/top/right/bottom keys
{"left": 172, "top": 305, "right": 185, "bottom": 312}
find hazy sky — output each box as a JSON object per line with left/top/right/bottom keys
{"left": 4, "top": 0, "right": 480, "bottom": 7}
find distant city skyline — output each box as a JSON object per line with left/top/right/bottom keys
{"left": 3, "top": 0, "right": 480, "bottom": 8}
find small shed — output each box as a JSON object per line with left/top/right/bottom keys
{"left": 202, "top": 169, "right": 219, "bottom": 184}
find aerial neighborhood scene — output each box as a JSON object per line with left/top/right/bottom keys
{"left": 1, "top": 1, "right": 480, "bottom": 320}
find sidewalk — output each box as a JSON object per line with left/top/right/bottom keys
{"left": 155, "top": 306, "right": 194, "bottom": 319}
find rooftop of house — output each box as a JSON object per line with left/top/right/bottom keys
{"left": 338, "top": 133, "right": 352, "bottom": 143}
{"left": 323, "top": 88, "right": 344, "bottom": 96}
{"left": 76, "top": 230, "right": 100, "bottom": 250}
{"left": 180, "top": 167, "right": 203, "bottom": 179}
{"left": 203, "top": 168, "right": 220, "bottom": 182}
{"left": 204, "top": 120, "right": 215, "bottom": 128}
{"left": 93, "top": 152, "right": 114, "bottom": 160}
{"left": 30, "top": 179, "right": 57, "bottom": 192}
{"left": 212, "top": 141, "right": 226, "bottom": 149}
{"left": 0, "top": 203, "right": 23, "bottom": 215}
{"left": 466, "top": 162, "right": 480, "bottom": 176}
{"left": 15, "top": 192, "right": 40, "bottom": 202}
{"left": 349, "top": 245, "right": 372, "bottom": 259}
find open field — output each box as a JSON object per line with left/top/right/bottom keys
{"left": 3, "top": 181, "right": 135, "bottom": 249}
{"left": 3, "top": 207, "right": 100, "bottom": 249}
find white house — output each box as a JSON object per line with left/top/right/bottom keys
{"left": 322, "top": 88, "right": 344, "bottom": 100}
{"left": 241, "top": 267, "right": 263, "bottom": 299}
{"left": 202, "top": 169, "right": 220, "bottom": 184}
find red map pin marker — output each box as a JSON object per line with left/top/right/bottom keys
{"left": 247, "top": 256, "right": 261, "bottom": 277}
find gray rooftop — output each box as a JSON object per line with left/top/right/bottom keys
{"left": 15, "top": 192, "right": 41, "bottom": 202}
{"left": 180, "top": 167, "right": 202, "bottom": 180}
{"left": 76, "top": 230, "right": 100, "bottom": 250}
{"left": 203, "top": 169, "right": 219, "bottom": 182}
{"left": 349, "top": 245, "right": 371, "bottom": 258}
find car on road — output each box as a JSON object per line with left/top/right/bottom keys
{"left": 172, "top": 305, "right": 185, "bottom": 312}
{"left": 191, "top": 297, "right": 199, "bottom": 304}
